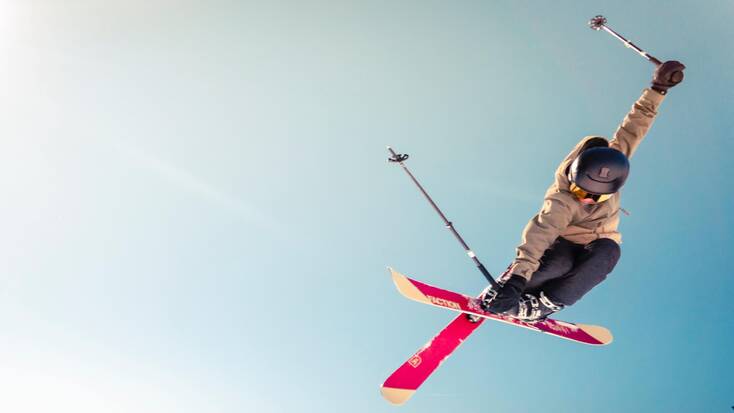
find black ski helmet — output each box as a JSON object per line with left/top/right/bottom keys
{"left": 569, "top": 147, "right": 630, "bottom": 195}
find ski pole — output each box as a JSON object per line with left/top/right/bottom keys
{"left": 387, "top": 146, "right": 500, "bottom": 289}
{"left": 588, "top": 15, "right": 684, "bottom": 83}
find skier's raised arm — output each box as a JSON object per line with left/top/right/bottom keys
{"left": 484, "top": 60, "right": 686, "bottom": 320}
{"left": 609, "top": 61, "right": 685, "bottom": 158}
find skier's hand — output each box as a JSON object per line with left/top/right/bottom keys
{"left": 651, "top": 60, "right": 685, "bottom": 95}
{"left": 483, "top": 275, "right": 526, "bottom": 313}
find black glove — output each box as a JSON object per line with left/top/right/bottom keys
{"left": 651, "top": 60, "right": 686, "bottom": 95}
{"left": 482, "top": 275, "right": 527, "bottom": 313}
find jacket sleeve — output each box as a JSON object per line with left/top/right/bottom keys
{"left": 609, "top": 88, "right": 666, "bottom": 159}
{"left": 510, "top": 192, "right": 579, "bottom": 281}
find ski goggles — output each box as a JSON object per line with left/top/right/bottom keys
{"left": 569, "top": 183, "right": 614, "bottom": 204}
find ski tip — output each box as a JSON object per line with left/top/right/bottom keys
{"left": 380, "top": 386, "right": 415, "bottom": 405}
{"left": 388, "top": 268, "right": 431, "bottom": 304}
{"left": 387, "top": 267, "right": 402, "bottom": 283}
{"left": 388, "top": 267, "right": 406, "bottom": 286}
{"left": 576, "top": 323, "right": 614, "bottom": 345}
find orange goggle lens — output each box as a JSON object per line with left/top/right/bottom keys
{"left": 569, "top": 183, "right": 613, "bottom": 204}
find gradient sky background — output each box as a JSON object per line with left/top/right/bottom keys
{"left": 1, "top": 1, "right": 733, "bottom": 412}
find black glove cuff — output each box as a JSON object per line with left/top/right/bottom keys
{"left": 651, "top": 85, "right": 668, "bottom": 95}
{"left": 504, "top": 274, "right": 527, "bottom": 292}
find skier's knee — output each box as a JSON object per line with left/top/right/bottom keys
{"left": 586, "top": 238, "right": 621, "bottom": 274}
{"left": 533, "top": 237, "right": 576, "bottom": 281}
{"left": 587, "top": 237, "right": 620, "bottom": 254}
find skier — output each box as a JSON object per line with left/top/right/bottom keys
{"left": 482, "top": 60, "right": 686, "bottom": 322}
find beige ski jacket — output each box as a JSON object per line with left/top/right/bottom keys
{"left": 510, "top": 88, "right": 666, "bottom": 281}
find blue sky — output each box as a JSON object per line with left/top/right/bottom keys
{"left": 1, "top": 1, "right": 732, "bottom": 412}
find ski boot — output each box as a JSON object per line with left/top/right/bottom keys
{"left": 506, "top": 292, "right": 565, "bottom": 323}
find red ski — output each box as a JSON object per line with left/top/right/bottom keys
{"left": 381, "top": 313, "right": 482, "bottom": 405}
{"left": 380, "top": 268, "right": 612, "bottom": 405}
{"left": 389, "top": 268, "right": 613, "bottom": 345}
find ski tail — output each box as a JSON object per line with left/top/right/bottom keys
{"left": 380, "top": 386, "right": 415, "bottom": 406}
{"left": 574, "top": 323, "right": 613, "bottom": 344}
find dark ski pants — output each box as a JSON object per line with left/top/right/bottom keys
{"left": 523, "top": 237, "right": 621, "bottom": 306}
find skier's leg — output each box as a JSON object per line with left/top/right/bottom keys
{"left": 496, "top": 237, "right": 581, "bottom": 322}
{"left": 522, "top": 237, "right": 581, "bottom": 293}
{"left": 541, "top": 238, "right": 621, "bottom": 306}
